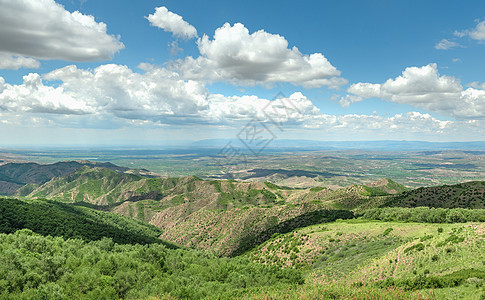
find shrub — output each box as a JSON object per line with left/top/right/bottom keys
{"left": 382, "top": 227, "right": 393, "bottom": 236}
{"left": 404, "top": 243, "right": 425, "bottom": 254}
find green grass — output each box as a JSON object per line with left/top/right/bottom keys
{"left": 248, "top": 219, "right": 485, "bottom": 299}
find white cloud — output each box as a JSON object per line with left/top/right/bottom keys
{"left": 43, "top": 64, "right": 210, "bottom": 122}
{"left": 322, "top": 112, "right": 453, "bottom": 134}
{"left": 338, "top": 95, "right": 364, "bottom": 108}
{"left": 455, "top": 20, "right": 485, "bottom": 41}
{"left": 0, "top": 53, "right": 40, "bottom": 70}
{"left": 41, "top": 65, "right": 331, "bottom": 127}
{"left": 0, "top": 64, "right": 325, "bottom": 127}
{"left": 171, "top": 23, "right": 347, "bottom": 88}
{"left": 344, "top": 63, "right": 485, "bottom": 120}
{"left": 467, "top": 81, "right": 485, "bottom": 89}
{"left": 434, "top": 39, "right": 462, "bottom": 50}
{"left": 2, "top": 63, "right": 484, "bottom": 141}
{"left": 0, "top": 73, "right": 93, "bottom": 114}
{"left": 0, "top": 0, "right": 124, "bottom": 62}
{"left": 146, "top": 6, "right": 197, "bottom": 39}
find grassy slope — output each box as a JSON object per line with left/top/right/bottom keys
{"left": 247, "top": 219, "right": 485, "bottom": 299}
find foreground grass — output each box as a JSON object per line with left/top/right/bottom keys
{"left": 224, "top": 283, "right": 434, "bottom": 300}
{"left": 248, "top": 219, "right": 485, "bottom": 299}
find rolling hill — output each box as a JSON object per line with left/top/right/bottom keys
{"left": 245, "top": 218, "right": 485, "bottom": 299}
{"left": 0, "top": 197, "right": 175, "bottom": 247}
{"left": 383, "top": 181, "right": 485, "bottom": 209}
{"left": 0, "top": 160, "right": 156, "bottom": 196}
{"left": 14, "top": 162, "right": 485, "bottom": 257}
{"left": 2, "top": 160, "right": 485, "bottom": 298}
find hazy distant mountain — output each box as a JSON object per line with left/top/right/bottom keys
{"left": 191, "top": 139, "right": 485, "bottom": 151}
{"left": 0, "top": 161, "right": 152, "bottom": 195}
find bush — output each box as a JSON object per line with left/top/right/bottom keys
{"left": 382, "top": 227, "right": 393, "bottom": 236}
{"left": 375, "top": 268, "right": 485, "bottom": 290}
{"left": 404, "top": 243, "right": 424, "bottom": 254}
{"left": 361, "top": 207, "right": 485, "bottom": 223}
{"left": 0, "top": 230, "right": 304, "bottom": 299}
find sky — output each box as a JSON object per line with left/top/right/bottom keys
{"left": 1, "top": 0, "right": 485, "bottom": 146}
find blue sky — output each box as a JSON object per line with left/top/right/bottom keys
{"left": 1, "top": 0, "right": 485, "bottom": 146}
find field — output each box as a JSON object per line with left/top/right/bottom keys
{"left": 2, "top": 148, "right": 485, "bottom": 188}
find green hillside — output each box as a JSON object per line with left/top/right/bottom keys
{"left": 18, "top": 166, "right": 144, "bottom": 204}
{"left": 19, "top": 167, "right": 402, "bottom": 255}
{"left": 0, "top": 161, "right": 156, "bottom": 196}
{"left": 18, "top": 165, "right": 485, "bottom": 258}
{"left": 247, "top": 218, "right": 485, "bottom": 299}
{"left": 383, "top": 181, "right": 485, "bottom": 209}
{"left": 4, "top": 215, "right": 484, "bottom": 299}
{"left": 3, "top": 161, "right": 485, "bottom": 298}
{"left": 0, "top": 197, "right": 175, "bottom": 247}
{"left": 0, "top": 229, "right": 303, "bottom": 299}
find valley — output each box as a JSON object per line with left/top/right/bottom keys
{"left": 0, "top": 154, "right": 484, "bottom": 299}
{"left": 2, "top": 147, "right": 485, "bottom": 189}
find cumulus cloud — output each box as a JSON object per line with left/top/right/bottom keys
{"left": 0, "top": 53, "right": 40, "bottom": 70}
{"left": 0, "top": 63, "right": 323, "bottom": 127}
{"left": 41, "top": 65, "right": 332, "bottom": 127}
{"left": 321, "top": 112, "right": 453, "bottom": 134}
{"left": 455, "top": 20, "right": 485, "bottom": 41}
{"left": 343, "top": 63, "right": 485, "bottom": 119}
{"left": 171, "top": 23, "right": 346, "bottom": 88}
{"left": 339, "top": 95, "right": 364, "bottom": 108}
{"left": 146, "top": 6, "right": 197, "bottom": 39}
{"left": 434, "top": 39, "right": 462, "bottom": 50}
{"left": 0, "top": 0, "right": 124, "bottom": 62}
{"left": 0, "top": 73, "right": 93, "bottom": 114}
{"left": 3, "top": 63, "right": 483, "bottom": 141}
{"left": 43, "top": 64, "right": 210, "bottom": 122}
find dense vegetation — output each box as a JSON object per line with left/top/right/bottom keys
{"left": 383, "top": 181, "right": 485, "bottom": 209}
{"left": 361, "top": 207, "right": 485, "bottom": 223}
{"left": 0, "top": 198, "right": 174, "bottom": 246}
{"left": 232, "top": 209, "right": 355, "bottom": 256}
{"left": 0, "top": 229, "right": 303, "bottom": 299}
{"left": 3, "top": 160, "right": 485, "bottom": 299}
{"left": 373, "top": 268, "right": 485, "bottom": 290}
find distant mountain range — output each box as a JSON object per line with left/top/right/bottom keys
{"left": 191, "top": 139, "right": 485, "bottom": 151}
{"left": 0, "top": 160, "right": 155, "bottom": 195}
{"left": 2, "top": 160, "right": 483, "bottom": 256}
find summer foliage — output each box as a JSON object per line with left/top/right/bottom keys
{"left": 2, "top": 162, "right": 485, "bottom": 299}
{"left": 0, "top": 229, "right": 302, "bottom": 299}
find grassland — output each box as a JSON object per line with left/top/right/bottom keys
{"left": 247, "top": 219, "right": 485, "bottom": 299}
